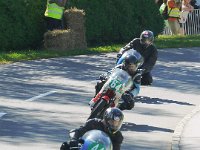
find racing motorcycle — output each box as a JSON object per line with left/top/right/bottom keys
{"left": 69, "top": 129, "right": 113, "bottom": 150}
{"left": 87, "top": 67, "right": 133, "bottom": 120}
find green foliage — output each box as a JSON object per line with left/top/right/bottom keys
{"left": 0, "top": 0, "right": 46, "bottom": 51}
{"left": 68, "top": 0, "right": 164, "bottom": 46}
{"left": 0, "top": 0, "right": 164, "bottom": 51}
{"left": 155, "top": 35, "right": 200, "bottom": 48}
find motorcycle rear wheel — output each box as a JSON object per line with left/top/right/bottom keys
{"left": 87, "top": 99, "right": 108, "bottom": 120}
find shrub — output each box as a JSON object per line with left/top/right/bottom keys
{"left": 0, "top": 0, "right": 46, "bottom": 51}
{"left": 0, "top": 0, "right": 164, "bottom": 51}
{"left": 68, "top": 0, "right": 164, "bottom": 46}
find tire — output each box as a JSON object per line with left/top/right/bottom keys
{"left": 87, "top": 99, "right": 108, "bottom": 120}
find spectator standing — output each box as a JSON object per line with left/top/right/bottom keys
{"left": 44, "top": 0, "right": 67, "bottom": 31}
{"left": 179, "top": 0, "right": 194, "bottom": 34}
{"left": 159, "top": 0, "right": 168, "bottom": 13}
{"left": 179, "top": 0, "right": 194, "bottom": 24}
{"left": 167, "top": 0, "right": 182, "bottom": 35}
{"left": 182, "top": 0, "right": 194, "bottom": 12}
{"left": 179, "top": 0, "right": 194, "bottom": 23}
{"left": 159, "top": 0, "right": 169, "bottom": 27}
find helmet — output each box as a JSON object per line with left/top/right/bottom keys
{"left": 103, "top": 107, "right": 124, "bottom": 134}
{"left": 140, "top": 30, "right": 154, "bottom": 47}
{"left": 123, "top": 53, "right": 143, "bottom": 75}
{"left": 81, "top": 130, "right": 113, "bottom": 150}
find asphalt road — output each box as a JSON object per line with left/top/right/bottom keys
{"left": 0, "top": 47, "right": 200, "bottom": 150}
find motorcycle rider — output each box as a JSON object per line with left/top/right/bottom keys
{"left": 117, "top": 30, "right": 158, "bottom": 85}
{"left": 60, "top": 107, "right": 124, "bottom": 150}
{"left": 91, "top": 51, "right": 144, "bottom": 111}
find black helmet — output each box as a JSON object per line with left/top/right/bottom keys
{"left": 140, "top": 30, "right": 154, "bottom": 47}
{"left": 124, "top": 53, "right": 143, "bottom": 75}
{"left": 104, "top": 107, "right": 124, "bottom": 134}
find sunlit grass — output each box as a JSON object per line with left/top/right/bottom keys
{"left": 1, "top": 35, "right": 200, "bottom": 64}
{"left": 155, "top": 34, "right": 200, "bottom": 48}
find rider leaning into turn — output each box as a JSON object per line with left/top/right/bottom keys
{"left": 60, "top": 107, "right": 124, "bottom": 150}
{"left": 91, "top": 51, "right": 144, "bottom": 111}
{"left": 117, "top": 30, "right": 158, "bottom": 85}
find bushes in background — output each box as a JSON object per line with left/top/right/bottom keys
{"left": 68, "top": 0, "right": 164, "bottom": 46}
{"left": 0, "top": 0, "right": 46, "bottom": 51}
{"left": 0, "top": 0, "right": 164, "bottom": 51}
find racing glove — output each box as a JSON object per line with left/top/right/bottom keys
{"left": 99, "top": 74, "right": 107, "bottom": 81}
{"left": 116, "top": 53, "right": 122, "bottom": 63}
{"left": 69, "top": 139, "right": 79, "bottom": 149}
{"left": 119, "top": 92, "right": 135, "bottom": 110}
{"left": 122, "top": 92, "right": 134, "bottom": 102}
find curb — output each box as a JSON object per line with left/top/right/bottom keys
{"left": 171, "top": 105, "right": 200, "bottom": 150}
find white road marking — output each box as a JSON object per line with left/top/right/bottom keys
{"left": 0, "top": 112, "right": 7, "bottom": 118}
{"left": 25, "top": 90, "right": 57, "bottom": 102}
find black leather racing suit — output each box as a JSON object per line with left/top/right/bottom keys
{"left": 120, "top": 38, "right": 158, "bottom": 85}
{"left": 71, "top": 118, "right": 123, "bottom": 150}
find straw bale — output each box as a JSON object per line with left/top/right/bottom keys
{"left": 44, "top": 29, "right": 75, "bottom": 51}
{"left": 73, "top": 31, "right": 87, "bottom": 49}
{"left": 43, "top": 8, "right": 87, "bottom": 51}
{"left": 64, "top": 8, "right": 85, "bottom": 31}
{"left": 63, "top": 7, "right": 87, "bottom": 49}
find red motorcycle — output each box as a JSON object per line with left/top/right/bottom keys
{"left": 88, "top": 68, "right": 133, "bottom": 120}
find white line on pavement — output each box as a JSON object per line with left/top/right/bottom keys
{"left": 25, "top": 90, "right": 57, "bottom": 102}
{"left": 0, "top": 112, "right": 7, "bottom": 118}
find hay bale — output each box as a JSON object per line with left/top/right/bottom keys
{"left": 43, "top": 8, "right": 87, "bottom": 51}
{"left": 64, "top": 8, "right": 87, "bottom": 49}
{"left": 64, "top": 8, "right": 85, "bottom": 31}
{"left": 44, "top": 29, "right": 75, "bottom": 51}
{"left": 73, "top": 31, "right": 87, "bottom": 49}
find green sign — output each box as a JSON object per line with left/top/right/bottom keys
{"left": 109, "top": 79, "right": 123, "bottom": 94}
{"left": 88, "top": 142, "right": 106, "bottom": 150}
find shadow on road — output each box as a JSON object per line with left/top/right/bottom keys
{"left": 0, "top": 105, "right": 82, "bottom": 144}
{"left": 0, "top": 48, "right": 200, "bottom": 149}
{"left": 153, "top": 47, "right": 200, "bottom": 94}
{"left": 121, "top": 122, "right": 174, "bottom": 133}
{"left": 135, "top": 96, "right": 194, "bottom": 106}
{"left": 0, "top": 54, "right": 115, "bottom": 102}
{"left": 1, "top": 48, "right": 200, "bottom": 102}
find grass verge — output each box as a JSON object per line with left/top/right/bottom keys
{"left": 0, "top": 34, "right": 200, "bottom": 64}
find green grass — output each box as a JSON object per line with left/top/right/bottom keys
{"left": 155, "top": 35, "right": 200, "bottom": 49}
{"left": 0, "top": 35, "right": 200, "bottom": 64}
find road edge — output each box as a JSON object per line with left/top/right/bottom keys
{"left": 171, "top": 105, "right": 200, "bottom": 150}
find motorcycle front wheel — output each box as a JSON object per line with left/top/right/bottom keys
{"left": 87, "top": 99, "right": 108, "bottom": 120}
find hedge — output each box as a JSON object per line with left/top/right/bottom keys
{"left": 0, "top": 0, "right": 164, "bottom": 51}
{"left": 0, "top": 0, "right": 46, "bottom": 51}
{"left": 68, "top": 0, "right": 165, "bottom": 46}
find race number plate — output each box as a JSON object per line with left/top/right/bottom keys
{"left": 109, "top": 79, "right": 123, "bottom": 94}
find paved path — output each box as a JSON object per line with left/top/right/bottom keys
{"left": 172, "top": 105, "right": 200, "bottom": 150}
{"left": 0, "top": 47, "right": 199, "bottom": 150}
